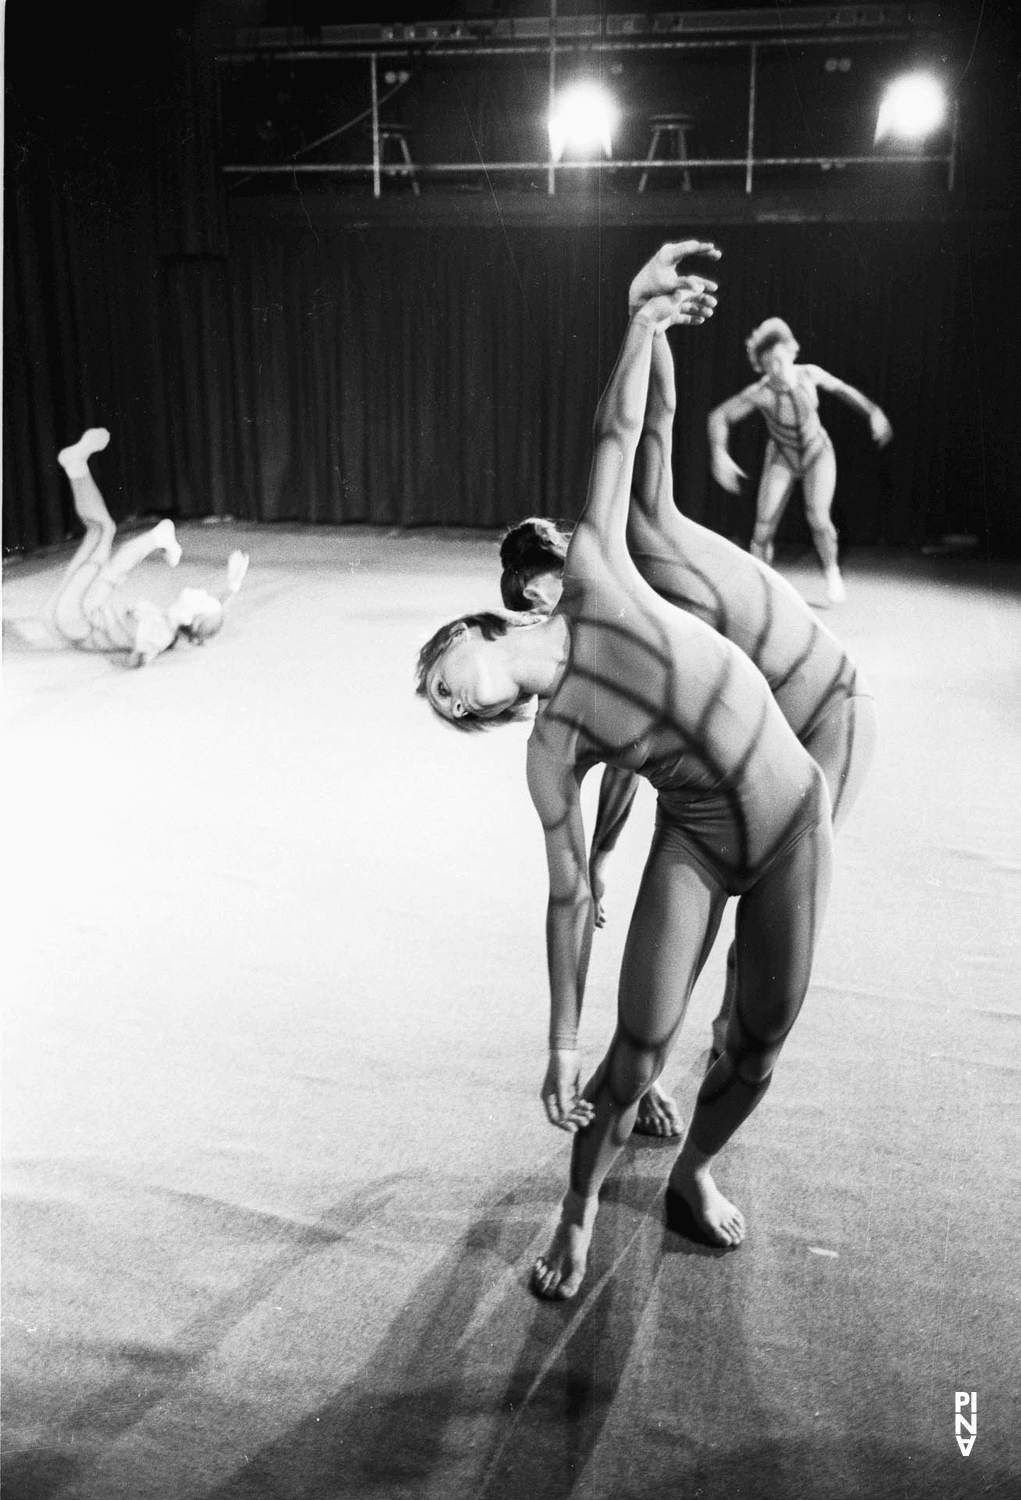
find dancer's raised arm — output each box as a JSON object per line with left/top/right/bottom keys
{"left": 576, "top": 283, "right": 716, "bottom": 555}
{"left": 628, "top": 240, "right": 721, "bottom": 521}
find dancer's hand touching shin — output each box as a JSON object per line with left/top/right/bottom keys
{"left": 542, "top": 1050, "right": 595, "bottom": 1132}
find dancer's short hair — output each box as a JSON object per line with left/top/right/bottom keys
{"left": 177, "top": 608, "right": 225, "bottom": 644}
{"left": 415, "top": 609, "right": 538, "bottom": 733}
{"left": 499, "top": 517, "right": 573, "bottom": 611}
{"left": 746, "top": 317, "right": 800, "bottom": 372}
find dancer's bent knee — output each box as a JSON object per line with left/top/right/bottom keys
{"left": 606, "top": 1032, "right": 670, "bottom": 1110}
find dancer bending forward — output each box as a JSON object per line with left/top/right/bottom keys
{"left": 48, "top": 428, "right": 247, "bottom": 668}
{"left": 501, "top": 243, "right": 878, "bottom": 1067}
{"left": 707, "top": 317, "right": 892, "bottom": 602}
{"left": 417, "top": 268, "right": 833, "bottom": 1298}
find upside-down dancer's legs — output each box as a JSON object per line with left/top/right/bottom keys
{"left": 50, "top": 430, "right": 181, "bottom": 644}
{"left": 802, "top": 440, "right": 844, "bottom": 599}
{"left": 532, "top": 834, "right": 727, "bottom": 1300}
{"left": 711, "top": 694, "right": 877, "bottom": 1054}
{"left": 47, "top": 430, "right": 117, "bottom": 639}
{"left": 672, "top": 810, "right": 833, "bottom": 1243}
{"left": 750, "top": 450, "right": 796, "bottom": 565}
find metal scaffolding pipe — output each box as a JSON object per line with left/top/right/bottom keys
{"left": 547, "top": 0, "right": 557, "bottom": 196}
{"left": 223, "top": 153, "right": 954, "bottom": 176}
{"left": 216, "top": 30, "right": 917, "bottom": 64}
{"left": 745, "top": 42, "right": 757, "bottom": 195}
{"left": 370, "top": 53, "right": 381, "bottom": 198}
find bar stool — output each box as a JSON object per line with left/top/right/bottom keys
{"left": 377, "top": 124, "right": 420, "bottom": 195}
{"left": 638, "top": 113, "right": 696, "bottom": 193}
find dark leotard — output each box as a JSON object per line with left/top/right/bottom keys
{"left": 626, "top": 504, "right": 876, "bottom": 826}
{"left": 529, "top": 504, "right": 834, "bottom": 1155}
{"left": 532, "top": 513, "right": 827, "bottom": 896}
{"left": 752, "top": 369, "right": 832, "bottom": 479}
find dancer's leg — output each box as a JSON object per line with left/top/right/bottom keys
{"left": 802, "top": 439, "right": 843, "bottom": 599}
{"left": 102, "top": 519, "right": 181, "bottom": 585}
{"left": 533, "top": 830, "right": 727, "bottom": 1299}
{"left": 750, "top": 449, "right": 796, "bottom": 565}
{"left": 670, "top": 803, "right": 833, "bottom": 1246}
{"left": 50, "top": 430, "right": 180, "bottom": 646}
{"left": 48, "top": 431, "right": 118, "bottom": 641}
{"left": 802, "top": 693, "right": 878, "bottom": 835}
{"left": 710, "top": 692, "right": 876, "bottom": 1055}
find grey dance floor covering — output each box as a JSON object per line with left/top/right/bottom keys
{"left": 3, "top": 524, "right": 1019, "bottom": 1500}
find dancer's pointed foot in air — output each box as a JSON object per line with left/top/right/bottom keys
{"left": 58, "top": 427, "right": 110, "bottom": 478}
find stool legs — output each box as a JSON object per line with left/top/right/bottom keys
{"left": 638, "top": 124, "right": 693, "bottom": 193}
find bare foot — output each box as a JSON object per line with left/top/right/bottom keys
{"left": 531, "top": 1190, "right": 599, "bottom": 1301}
{"left": 152, "top": 519, "right": 182, "bottom": 567}
{"left": 668, "top": 1162, "right": 745, "bottom": 1248}
{"left": 633, "top": 1083, "right": 684, "bottom": 1138}
{"left": 825, "top": 567, "right": 846, "bottom": 604}
{"left": 628, "top": 239, "right": 722, "bottom": 313}
{"left": 58, "top": 427, "right": 111, "bottom": 478}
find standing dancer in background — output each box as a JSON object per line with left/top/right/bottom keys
{"left": 48, "top": 428, "right": 248, "bottom": 668}
{"left": 707, "top": 317, "right": 892, "bottom": 602}
{"left": 417, "top": 253, "right": 834, "bottom": 1299}
{"left": 500, "top": 243, "right": 878, "bottom": 1065}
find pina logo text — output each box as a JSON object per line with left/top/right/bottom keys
{"left": 955, "top": 1391, "right": 977, "bottom": 1456}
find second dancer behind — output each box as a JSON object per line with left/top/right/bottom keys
{"left": 500, "top": 243, "right": 878, "bottom": 1065}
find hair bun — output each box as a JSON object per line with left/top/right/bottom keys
{"left": 499, "top": 517, "right": 569, "bottom": 570}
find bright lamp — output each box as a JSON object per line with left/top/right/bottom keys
{"left": 875, "top": 73, "right": 948, "bottom": 142}
{"left": 548, "top": 82, "right": 619, "bottom": 162}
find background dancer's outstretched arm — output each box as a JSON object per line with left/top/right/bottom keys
{"left": 706, "top": 389, "right": 755, "bottom": 494}
{"left": 804, "top": 364, "right": 893, "bottom": 446}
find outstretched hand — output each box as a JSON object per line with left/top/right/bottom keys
{"left": 711, "top": 449, "right": 748, "bottom": 494}
{"left": 542, "top": 1049, "right": 595, "bottom": 1133}
{"left": 226, "top": 550, "right": 250, "bottom": 594}
{"left": 629, "top": 239, "right": 723, "bottom": 315}
{"left": 869, "top": 410, "right": 893, "bottom": 448}
{"left": 636, "top": 282, "right": 718, "bottom": 331}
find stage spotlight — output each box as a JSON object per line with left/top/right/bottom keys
{"left": 875, "top": 73, "right": 947, "bottom": 142}
{"left": 548, "top": 82, "right": 619, "bottom": 162}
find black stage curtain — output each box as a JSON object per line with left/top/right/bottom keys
{"left": 6, "top": 187, "right": 1020, "bottom": 556}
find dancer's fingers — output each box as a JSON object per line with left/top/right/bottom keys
{"left": 660, "top": 239, "right": 722, "bottom": 263}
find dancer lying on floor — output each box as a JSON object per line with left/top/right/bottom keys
{"left": 416, "top": 255, "right": 833, "bottom": 1297}
{"left": 499, "top": 243, "right": 878, "bottom": 1078}
{"left": 48, "top": 428, "right": 248, "bottom": 668}
{"left": 707, "top": 316, "right": 892, "bottom": 603}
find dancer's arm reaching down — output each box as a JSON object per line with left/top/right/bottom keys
{"left": 803, "top": 365, "right": 893, "bottom": 446}
{"left": 527, "top": 748, "right": 598, "bottom": 1133}
{"left": 588, "top": 767, "right": 640, "bottom": 928}
{"left": 707, "top": 388, "right": 756, "bottom": 493}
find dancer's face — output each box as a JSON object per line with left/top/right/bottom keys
{"left": 426, "top": 629, "right": 518, "bottom": 723}
{"left": 523, "top": 570, "right": 563, "bottom": 614}
{"left": 761, "top": 342, "right": 797, "bottom": 379}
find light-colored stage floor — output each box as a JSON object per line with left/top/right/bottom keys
{"left": 3, "top": 525, "right": 1020, "bottom": 1499}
